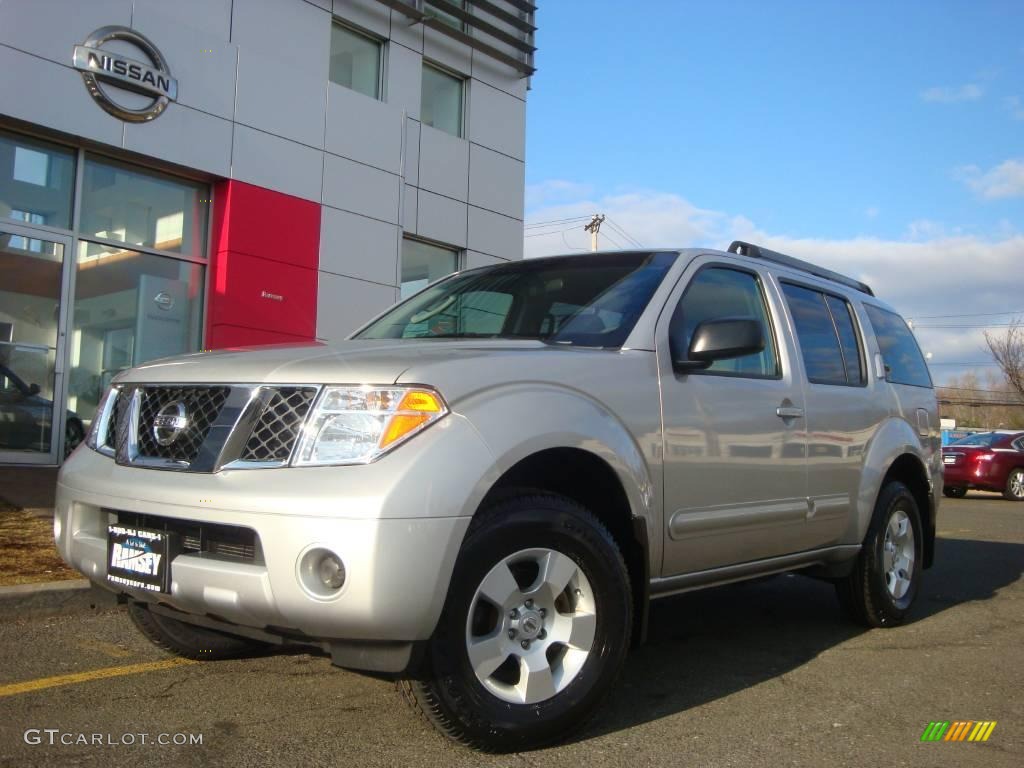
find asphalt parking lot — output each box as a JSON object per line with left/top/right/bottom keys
{"left": 0, "top": 494, "right": 1020, "bottom": 768}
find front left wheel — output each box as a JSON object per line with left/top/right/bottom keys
{"left": 128, "top": 603, "right": 267, "bottom": 660}
{"left": 399, "top": 493, "right": 632, "bottom": 752}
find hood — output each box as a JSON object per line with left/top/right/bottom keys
{"left": 116, "top": 339, "right": 553, "bottom": 387}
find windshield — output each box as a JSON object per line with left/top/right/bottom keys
{"left": 355, "top": 251, "right": 677, "bottom": 347}
{"left": 950, "top": 432, "right": 1002, "bottom": 447}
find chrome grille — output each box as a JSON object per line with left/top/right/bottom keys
{"left": 136, "top": 386, "right": 230, "bottom": 462}
{"left": 105, "top": 389, "right": 124, "bottom": 448}
{"left": 240, "top": 387, "right": 318, "bottom": 462}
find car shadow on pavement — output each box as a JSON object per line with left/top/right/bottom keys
{"left": 572, "top": 535, "right": 1024, "bottom": 743}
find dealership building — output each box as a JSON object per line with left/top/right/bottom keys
{"left": 0, "top": 0, "right": 535, "bottom": 465}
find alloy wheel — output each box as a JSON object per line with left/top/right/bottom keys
{"left": 465, "top": 547, "right": 596, "bottom": 705}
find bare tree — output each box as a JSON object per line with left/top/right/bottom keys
{"left": 985, "top": 317, "right": 1024, "bottom": 400}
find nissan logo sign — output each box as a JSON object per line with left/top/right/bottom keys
{"left": 152, "top": 401, "right": 189, "bottom": 447}
{"left": 72, "top": 26, "right": 177, "bottom": 122}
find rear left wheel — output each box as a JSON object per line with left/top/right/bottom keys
{"left": 836, "top": 481, "right": 922, "bottom": 628}
{"left": 399, "top": 493, "right": 632, "bottom": 752}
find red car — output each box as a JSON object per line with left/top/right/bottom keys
{"left": 942, "top": 431, "right": 1024, "bottom": 500}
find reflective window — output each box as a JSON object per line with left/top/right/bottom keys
{"left": 825, "top": 294, "right": 864, "bottom": 384}
{"left": 425, "top": 0, "right": 465, "bottom": 30}
{"left": 69, "top": 242, "right": 205, "bottom": 424}
{"left": 330, "top": 23, "right": 382, "bottom": 98}
{"left": 422, "top": 63, "right": 464, "bottom": 137}
{"left": 400, "top": 239, "right": 459, "bottom": 299}
{"left": 0, "top": 230, "right": 65, "bottom": 455}
{"left": 670, "top": 267, "right": 779, "bottom": 377}
{"left": 0, "top": 131, "right": 75, "bottom": 229}
{"left": 80, "top": 157, "right": 208, "bottom": 258}
{"left": 864, "top": 304, "right": 933, "bottom": 388}
{"left": 781, "top": 283, "right": 865, "bottom": 386}
{"left": 361, "top": 251, "right": 677, "bottom": 347}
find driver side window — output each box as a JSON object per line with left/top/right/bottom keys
{"left": 669, "top": 267, "right": 779, "bottom": 377}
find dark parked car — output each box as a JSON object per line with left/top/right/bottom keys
{"left": 0, "top": 364, "right": 84, "bottom": 458}
{"left": 942, "top": 431, "right": 1024, "bottom": 500}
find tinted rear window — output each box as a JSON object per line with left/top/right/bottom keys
{"left": 863, "top": 304, "right": 932, "bottom": 388}
{"left": 780, "top": 283, "right": 864, "bottom": 386}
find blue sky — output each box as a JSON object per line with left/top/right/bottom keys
{"left": 523, "top": 0, "right": 1024, "bottom": 385}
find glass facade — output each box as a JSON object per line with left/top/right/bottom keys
{"left": 330, "top": 23, "right": 382, "bottom": 99}
{"left": 69, "top": 244, "right": 205, "bottom": 423}
{"left": 0, "top": 129, "right": 209, "bottom": 462}
{"left": 421, "top": 63, "right": 464, "bottom": 137}
{"left": 400, "top": 238, "right": 460, "bottom": 298}
{"left": 0, "top": 132, "right": 75, "bottom": 229}
{"left": 81, "top": 157, "right": 208, "bottom": 258}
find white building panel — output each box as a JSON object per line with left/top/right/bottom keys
{"left": 124, "top": 104, "right": 233, "bottom": 178}
{"left": 236, "top": 47, "right": 328, "bottom": 149}
{"left": 323, "top": 154, "right": 401, "bottom": 223}
{"left": 469, "top": 144, "right": 525, "bottom": 219}
{"left": 468, "top": 206, "right": 523, "bottom": 261}
{"left": 419, "top": 125, "right": 469, "bottom": 202}
{"left": 231, "top": 124, "right": 324, "bottom": 202}
{"left": 417, "top": 191, "right": 468, "bottom": 249}
{"left": 326, "top": 84, "right": 403, "bottom": 174}
{"left": 317, "top": 271, "right": 397, "bottom": 341}
{"left": 469, "top": 81, "right": 526, "bottom": 161}
{"left": 320, "top": 206, "right": 399, "bottom": 286}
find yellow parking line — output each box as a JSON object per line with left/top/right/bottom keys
{"left": 0, "top": 658, "right": 197, "bottom": 698}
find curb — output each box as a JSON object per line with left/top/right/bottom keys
{"left": 0, "top": 580, "right": 119, "bottom": 620}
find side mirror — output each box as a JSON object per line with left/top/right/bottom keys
{"left": 28, "top": 382, "right": 41, "bottom": 396}
{"left": 673, "top": 318, "right": 765, "bottom": 372}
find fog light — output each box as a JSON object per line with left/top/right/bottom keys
{"left": 318, "top": 553, "right": 346, "bottom": 589}
{"left": 297, "top": 546, "right": 347, "bottom": 599}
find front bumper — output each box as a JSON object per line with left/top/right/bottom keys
{"left": 55, "top": 416, "right": 492, "bottom": 657}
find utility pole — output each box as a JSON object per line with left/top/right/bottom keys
{"left": 583, "top": 214, "right": 605, "bottom": 252}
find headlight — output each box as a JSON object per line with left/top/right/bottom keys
{"left": 85, "top": 386, "right": 117, "bottom": 452}
{"left": 293, "top": 386, "right": 448, "bottom": 466}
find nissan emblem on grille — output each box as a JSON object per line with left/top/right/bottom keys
{"left": 152, "top": 401, "right": 189, "bottom": 446}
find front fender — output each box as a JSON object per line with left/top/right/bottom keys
{"left": 456, "top": 382, "right": 662, "bottom": 575}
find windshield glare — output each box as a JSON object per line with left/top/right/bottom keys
{"left": 356, "top": 252, "right": 677, "bottom": 347}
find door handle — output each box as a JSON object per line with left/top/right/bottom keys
{"left": 776, "top": 406, "right": 804, "bottom": 419}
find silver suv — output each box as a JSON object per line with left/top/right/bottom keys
{"left": 56, "top": 242, "right": 940, "bottom": 751}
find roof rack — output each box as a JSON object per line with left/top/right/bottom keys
{"left": 727, "top": 241, "right": 874, "bottom": 296}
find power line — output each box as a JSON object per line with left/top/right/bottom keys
{"left": 909, "top": 310, "right": 1024, "bottom": 320}
{"left": 525, "top": 226, "right": 579, "bottom": 238}
{"left": 524, "top": 216, "right": 590, "bottom": 229}
{"left": 605, "top": 218, "right": 644, "bottom": 248}
{"left": 915, "top": 323, "right": 1018, "bottom": 329}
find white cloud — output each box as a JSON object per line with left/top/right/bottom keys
{"left": 920, "top": 84, "right": 983, "bottom": 103}
{"left": 956, "top": 159, "right": 1024, "bottom": 199}
{"left": 525, "top": 183, "right": 1024, "bottom": 382}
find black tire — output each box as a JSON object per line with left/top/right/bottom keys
{"left": 399, "top": 493, "right": 632, "bottom": 752}
{"left": 1002, "top": 468, "right": 1024, "bottom": 501}
{"left": 836, "top": 481, "right": 923, "bottom": 628}
{"left": 128, "top": 603, "right": 266, "bottom": 660}
{"left": 64, "top": 420, "right": 85, "bottom": 458}
{"left": 943, "top": 486, "right": 967, "bottom": 499}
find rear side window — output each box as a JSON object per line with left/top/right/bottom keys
{"left": 781, "top": 283, "right": 864, "bottom": 385}
{"left": 863, "top": 304, "right": 932, "bottom": 388}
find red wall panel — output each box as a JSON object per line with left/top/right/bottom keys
{"left": 206, "top": 180, "right": 321, "bottom": 348}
